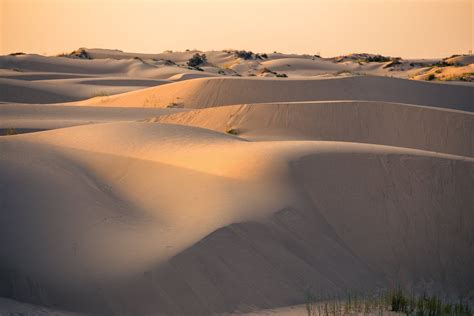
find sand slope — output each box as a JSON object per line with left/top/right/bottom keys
{"left": 0, "top": 77, "right": 170, "bottom": 103}
{"left": 1, "top": 122, "right": 473, "bottom": 315}
{"left": 0, "top": 103, "right": 185, "bottom": 133}
{"left": 150, "top": 101, "right": 474, "bottom": 157}
{"left": 75, "top": 76, "right": 474, "bottom": 111}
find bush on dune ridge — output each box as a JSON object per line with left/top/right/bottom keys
{"left": 187, "top": 53, "right": 207, "bottom": 68}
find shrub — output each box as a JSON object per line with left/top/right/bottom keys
{"left": 259, "top": 68, "right": 287, "bottom": 77}
{"left": 164, "top": 59, "right": 176, "bottom": 66}
{"left": 234, "top": 50, "right": 254, "bottom": 60}
{"left": 225, "top": 128, "right": 239, "bottom": 135}
{"left": 260, "top": 67, "right": 276, "bottom": 75}
{"left": 9, "top": 52, "right": 25, "bottom": 56}
{"left": 366, "top": 55, "right": 391, "bottom": 62}
{"left": 187, "top": 53, "right": 207, "bottom": 67}
{"left": 383, "top": 58, "right": 402, "bottom": 69}
{"left": 69, "top": 48, "right": 91, "bottom": 59}
{"left": 427, "top": 74, "right": 436, "bottom": 81}
{"left": 433, "top": 61, "right": 450, "bottom": 67}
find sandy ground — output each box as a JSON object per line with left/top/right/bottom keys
{"left": 0, "top": 49, "right": 473, "bottom": 315}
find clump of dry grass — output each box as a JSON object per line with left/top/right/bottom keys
{"left": 304, "top": 289, "right": 472, "bottom": 316}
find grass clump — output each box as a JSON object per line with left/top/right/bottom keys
{"left": 91, "top": 90, "right": 109, "bottom": 98}
{"left": 3, "top": 128, "right": 18, "bottom": 136}
{"left": 225, "top": 128, "right": 239, "bottom": 135}
{"left": 303, "top": 289, "right": 472, "bottom": 316}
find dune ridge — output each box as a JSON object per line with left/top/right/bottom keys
{"left": 74, "top": 76, "right": 474, "bottom": 112}
{"left": 150, "top": 101, "right": 474, "bottom": 157}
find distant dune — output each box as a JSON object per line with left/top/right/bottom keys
{"left": 74, "top": 76, "right": 474, "bottom": 111}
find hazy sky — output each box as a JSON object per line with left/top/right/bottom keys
{"left": 1, "top": 0, "right": 472, "bottom": 58}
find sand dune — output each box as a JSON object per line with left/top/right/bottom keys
{"left": 412, "top": 64, "right": 474, "bottom": 82}
{"left": 260, "top": 58, "right": 357, "bottom": 76}
{"left": 150, "top": 101, "right": 474, "bottom": 157}
{"left": 0, "top": 103, "right": 185, "bottom": 132}
{"left": 0, "top": 77, "right": 170, "bottom": 103}
{"left": 0, "top": 54, "right": 149, "bottom": 75}
{"left": 1, "top": 48, "right": 473, "bottom": 315}
{"left": 444, "top": 55, "right": 474, "bottom": 66}
{"left": 0, "top": 122, "right": 472, "bottom": 315}
{"left": 75, "top": 76, "right": 474, "bottom": 111}
{"left": 0, "top": 297, "right": 82, "bottom": 316}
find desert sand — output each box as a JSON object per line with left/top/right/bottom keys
{"left": 0, "top": 49, "right": 473, "bottom": 315}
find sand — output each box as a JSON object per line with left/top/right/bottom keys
{"left": 73, "top": 76, "right": 474, "bottom": 111}
{"left": 0, "top": 49, "right": 473, "bottom": 315}
{"left": 149, "top": 101, "right": 474, "bottom": 157}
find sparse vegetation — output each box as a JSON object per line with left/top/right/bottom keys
{"left": 68, "top": 48, "right": 92, "bottom": 59}
{"left": 365, "top": 55, "right": 391, "bottom": 62}
{"left": 335, "top": 70, "right": 353, "bottom": 75}
{"left": 259, "top": 68, "right": 287, "bottom": 77}
{"left": 336, "top": 54, "right": 392, "bottom": 63}
{"left": 166, "top": 96, "right": 183, "bottom": 108}
{"left": 433, "top": 61, "right": 451, "bottom": 67}
{"left": 8, "top": 52, "right": 25, "bottom": 56}
{"left": 443, "top": 72, "right": 474, "bottom": 82}
{"left": 187, "top": 53, "right": 207, "bottom": 68}
{"left": 383, "top": 58, "right": 402, "bottom": 69}
{"left": 234, "top": 50, "right": 254, "bottom": 60}
{"left": 164, "top": 59, "right": 176, "bottom": 66}
{"left": 91, "top": 90, "right": 109, "bottom": 98}
{"left": 225, "top": 128, "right": 239, "bottom": 135}
{"left": 304, "top": 289, "right": 472, "bottom": 316}
{"left": 427, "top": 74, "right": 436, "bottom": 81}
{"left": 3, "top": 128, "right": 18, "bottom": 136}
